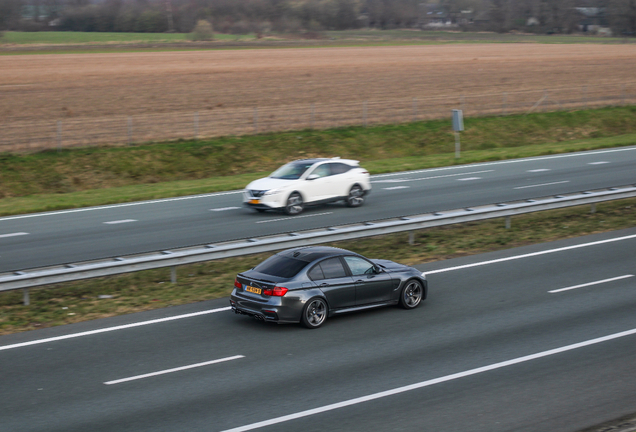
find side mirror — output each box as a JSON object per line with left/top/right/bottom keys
{"left": 307, "top": 174, "right": 319, "bottom": 181}
{"left": 373, "top": 265, "right": 381, "bottom": 274}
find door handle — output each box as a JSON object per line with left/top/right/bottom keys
{"left": 319, "top": 283, "right": 329, "bottom": 287}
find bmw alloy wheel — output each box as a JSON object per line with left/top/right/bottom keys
{"left": 399, "top": 280, "right": 423, "bottom": 309}
{"left": 301, "top": 298, "right": 327, "bottom": 329}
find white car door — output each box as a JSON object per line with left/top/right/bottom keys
{"left": 302, "top": 163, "right": 334, "bottom": 203}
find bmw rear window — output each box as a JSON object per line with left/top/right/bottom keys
{"left": 253, "top": 255, "right": 308, "bottom": 278}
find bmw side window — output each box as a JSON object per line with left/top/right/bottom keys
{"left": 343, "top": 256, "right": 375, "bottom": 276}
{"left": 308, "top": 265, "right": 325, "bottom": 281}
{"left": 319, "top": 257, "right": 348, "bottom": 279}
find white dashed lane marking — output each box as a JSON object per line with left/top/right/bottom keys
{"left": 548, "top": 275, "right": 634, "bottom": 294}
{"left": 527, "top": 169, "right": 551, "bottom": 172}
{"left": 104, "top": 355, "right": 245, "bottom": 385}
{"left": 382, "top": 186, "right": 410, "bottom": 190}
{"left": 210, "top": 207, "right": 240, "bottom": 212}
{"left": 513, "top": 181, "right": 570, "bottom": 190}
{"left": 0, "top": 232, "right": 29, "bottom": 238}
{"left": 103, "top": 219, "right": 138, "bottom": 225}
{"left": 588, "top": 161, "right": 610, "bottom": 165}
{"left": 256, "top": 212, "right": 333, "bottom": 224}
{"left": 457, "top": 177, "right": 481, "bottom": 181}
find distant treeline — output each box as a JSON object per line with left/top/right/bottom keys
{"left": 1, "top": 0, "right": 635, "bottom": 36}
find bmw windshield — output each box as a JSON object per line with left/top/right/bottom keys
{"left": 270, "top": 161, "right": 315, "bottom": 180}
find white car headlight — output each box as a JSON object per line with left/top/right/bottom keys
{"left": 263, "top": 189, "right": 282, "bottom": 196}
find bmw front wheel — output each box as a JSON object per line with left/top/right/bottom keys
{"left": 285, "top": 192, "right": 304, "bottom": 215}
{"left": 301, "top": 297, "right": 328, "bottom": 329}
{"left": 399, "top": 280, "right": 423, "bottom": 309}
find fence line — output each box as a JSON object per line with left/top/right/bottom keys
{"left": 1, "top": 83, "right": 634, "bottom": 152}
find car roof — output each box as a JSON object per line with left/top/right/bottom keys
{"left": 277, "top": 246, "right": 357, "bottom": 263}
{"left": 290, "top": 157, "right": 359, "bottom": 166}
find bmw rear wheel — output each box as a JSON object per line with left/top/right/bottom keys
{"left": 399, "top": 280, "right": 423, "bottom": 309}
{"left": 285, "top": 192, "right": 304, "bottom": 215}
{"left": 301, "top": 297, "right": 328, "bottom": 329}
{"left": 345, "top": 185, "right": 365, "bottom": 207}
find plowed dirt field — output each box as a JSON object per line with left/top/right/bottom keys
{"left": 2, "top": 43, "right": 635, "bottom": 122}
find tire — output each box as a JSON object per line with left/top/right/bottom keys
{"left": 255, "top": 208, "right": 266, "bottom": 213}
{"left": 284, "top": 192, "right": 304, "bottom": 215}
{"left": 301, "top": 297, "right": 328, "bottom": 329}
{"left": 345, "top": 185, "right": 365, "bottom": 208}
{"left": 399, "top": 280, "right": 423, "bottom": 310}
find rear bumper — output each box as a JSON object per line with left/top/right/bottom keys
{"left": 229, "top": 291, "right": 300, "bottom": 324}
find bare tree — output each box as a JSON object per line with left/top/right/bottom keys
{"left": 607, "top": 0, "right": 636, "bottom": 35}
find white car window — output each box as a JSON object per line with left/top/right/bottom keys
{"left": 270, "top": 162, "right": 314, "bottom": 180}
{"left": 309, "top": 164, "right": 331, "bottom": 179}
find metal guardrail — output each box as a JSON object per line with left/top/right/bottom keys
{"left": 2, "top": 185, "right": 636, "bottom": 304}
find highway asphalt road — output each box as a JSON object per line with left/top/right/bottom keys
{"left": 1, "top": 146, "right": 635, "bottom": 272}
{"left": 1, "top": 228, "right": 635, "bottom": 432}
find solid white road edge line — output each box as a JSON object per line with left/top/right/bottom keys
{"left": 371, "top": 145, "right": 636, "bottom": 179}
{"left": 0, "top": 307, "right": 231, "bottom": 352}
{"left": 0, "top": 190, "right": 244, "bottom": 221}
{"left": 425, "top": 233, "right": 636, "bottom": 275}
{"left": 548, "top": 275, "right": 634, "bottom": 293}
{"left": 513, "top": 180, "right": 570, "bottom": 189}
{"left": 104, "top": 355, "right": 244, "bottom": 385}
{"left": 220, "top": 327, "right": 636, "bottom": 432}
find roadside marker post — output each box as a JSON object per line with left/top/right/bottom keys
{"left": 452, "top": 109, "right": 464, "bottom": 158}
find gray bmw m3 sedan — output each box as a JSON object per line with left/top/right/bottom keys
{"left": 230, "top": 246, "right": 427, "bottom": 329}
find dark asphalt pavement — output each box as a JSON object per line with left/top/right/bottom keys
{"left": 1, "top": 228, "right": 635, "bottom": 432}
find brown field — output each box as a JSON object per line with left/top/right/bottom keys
{"left": 2, "top": 44, "right": 636, "bottom": 149}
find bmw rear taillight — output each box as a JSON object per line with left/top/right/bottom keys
{"left": 234, "top": 278, "right": 242, "bottom": 289}
{"left": 263, "top": 286, "right": 288, "bottom": 297}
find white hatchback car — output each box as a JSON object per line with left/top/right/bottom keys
{"left": 243, "top": 158, "right": 372, "bottom": 215}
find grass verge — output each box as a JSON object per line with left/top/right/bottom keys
{"left": 1, "top": 197, "right": 634, "bottom": 335}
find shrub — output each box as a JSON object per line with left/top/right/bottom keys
{"left": 188, "top": 19, "right": 214, "bottom": 41}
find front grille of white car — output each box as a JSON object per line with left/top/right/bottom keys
{"left": 248, "top": 190, "right": 267, "bottom": 198}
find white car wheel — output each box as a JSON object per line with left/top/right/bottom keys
{"left": 345, "top": 185, "right": 365, "bottom": 207}
{"left": 285, "top": 192, "right": 304, "bottom": 215}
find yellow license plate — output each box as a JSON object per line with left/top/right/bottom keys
{"left": 245, "top": 286, "right": 261, "bottom": 294}
{"left": 249, "top": 199, "right": 260, "bottom": 204}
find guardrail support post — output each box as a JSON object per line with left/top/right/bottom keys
{"left": 408, "top": 232, "right": 415, "bottom": 245}
{"left": 23, "top": 288, "right": 30, "bottom": 306}
{"left": 591, "top": 203, "right": 597, "bottom": 214}
{"left": 505, "top": 216, "right": 511, "bottom": 229}
{"left": 171, "top": 267, "right": 177, "bottom": 284}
